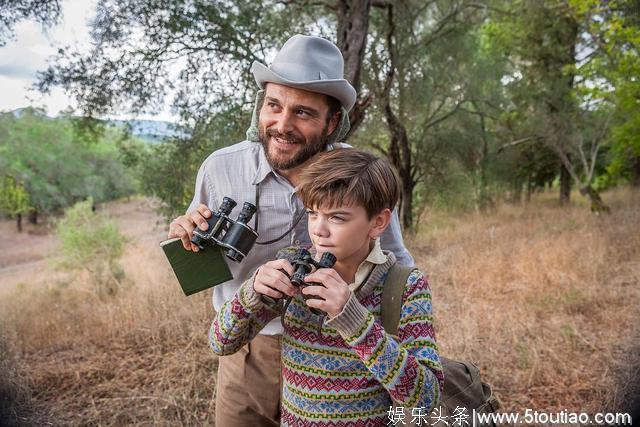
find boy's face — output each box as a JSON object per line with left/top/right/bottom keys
{"left": 307, "top": 204, "right": 390, "bottom": 267}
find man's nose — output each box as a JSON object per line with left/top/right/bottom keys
{"left": 275, "top": 110, "right": 294, "bottom": 134}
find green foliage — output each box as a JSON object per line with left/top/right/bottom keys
{"left": 55, "top": 199, "right": 126, "bottom": 296}
{"left": 129, "top": 105, "right": 249, "bottom": 219}
{"left": 0, "top": 108, "right": 138, "bottom": 214}
{"left": 569, "top": 0, "right": 640, "bottom": 184}
{"left": 33, "top": 0, "right": 640, "bottom": 219}
{"left": 0, "top": 176, "right": 29, "bottom": 217}
{"left": 38, "top": 0, "right": 319, "bottom": 120}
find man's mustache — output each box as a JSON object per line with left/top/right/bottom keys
{"left": 266, "top": 129, "right": 304, "bottom": 144}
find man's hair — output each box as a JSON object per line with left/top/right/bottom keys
{"left": 325, "top": 95, "right": 341, "bottom": 124}
{"left": 297, "top": 148, "right": 400, "bottom": 219}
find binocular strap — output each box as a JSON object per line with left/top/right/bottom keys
{"left": 254, "top": 183, "right": 307, "bottom": 245}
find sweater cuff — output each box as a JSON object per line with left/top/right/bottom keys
{"left": 238, "top": 269, "right": 265, "bottom": 312}
{"left": 325, "top": 292, "right": 372, "bottom": 341}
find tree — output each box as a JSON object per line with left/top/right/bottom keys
{"left": 570, "top": 0, "right": 640, "bottom": 187}
{"left": 37, "top": 1, "right": 382, "bottom": 218}
{"left": 0, "top": 176, "right": 29, "bottom": 232}
{"left": 357, "top": 0, "right": 485, "bottom": 229}
{"left": 488, "top": 0, "right": 612, "bottom": 212}
{"left": 0, "top": 109, "right": 138, "bottom": 216}
{"left": 0, "top": 0, "right": 61, "bottom": 46}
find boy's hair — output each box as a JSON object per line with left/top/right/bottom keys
{"left": 297, "top": 148, "right": 400, "bottom": 218}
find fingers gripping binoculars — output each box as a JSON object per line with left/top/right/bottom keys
{"left": 262, "top": 248, "right": 337, "bottom": 316}
{"left": 191, "top": 197, "right": 258, "bottom": 263}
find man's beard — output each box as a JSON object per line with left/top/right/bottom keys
{"left": 259, "top": 125, "right": 329, "bottom": 170}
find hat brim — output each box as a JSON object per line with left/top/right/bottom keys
{"left": 251, "top": 61, "right": 357, "bottom": 112}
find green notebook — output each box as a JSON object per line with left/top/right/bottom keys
{"left": 160, "top": 238, "right": 233, "bottom": 296}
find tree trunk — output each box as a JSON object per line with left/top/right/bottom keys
{"left": 559, "top": 160, "right": 571, "bottom": 204}
{"left": 28, "top": 208, "right": 38, "bottom": 224}
{"left": 512, "top": 179, "right": 523, "bottom": 204}
{"left": 580, "top": 185, "right": 610, "bottom": 214}
{"left": 384, "top": 103, "right": 414, "bottom": 230}
{"left": 476, "top": 105, "right": 490, "bottom": 211}
{"left": 632, "top": 155, "right": 640, "bottom": 187}
{"left": 400, "top": 185, "right": 413, "bottom": 232}
{"left": 336, "top": 0, "right": 372, "bottom": 139}
{"left": 525, "top": 167, "right": 534, "bottom": 203}
{"left": 378, "top": 3, "right": 415, "bottom": 231}
{"left": 16, "top": 213, "right": 23, "bottom": 233}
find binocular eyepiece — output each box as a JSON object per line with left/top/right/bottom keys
{"left": 191, "top": 197, "right": 258, "bottom": 263}
{"left": 289, "top": 248, "right": 337, "bottom": 287}
{"left": 261, "top": 248, "right": 337, "bottom": 316}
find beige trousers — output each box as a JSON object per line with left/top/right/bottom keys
{"left": 214, "top": 334, "right": 282, "bottom": 427}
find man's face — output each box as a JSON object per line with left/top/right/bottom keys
{"left": 258, "top": 83, "right": 338, "bottom": 171}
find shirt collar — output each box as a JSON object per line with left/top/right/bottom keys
{"left": 349, "top": 238, "right": 388, "bottom": 291}
{"left": 252, "top": 143, "right": 275, "bottom": 185}
{"left": 363, "top": 238, "right": 387, "bottom": 265}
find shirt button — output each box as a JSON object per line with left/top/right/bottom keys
{"left": 294, "top": 239, "right": 300, "bottom": 245}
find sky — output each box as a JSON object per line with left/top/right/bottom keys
{"left": 0, "top": 0, "right": 176, "bottom": 122}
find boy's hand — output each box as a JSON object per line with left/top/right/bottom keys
{"left": 302, "top": 269, "right": 351, "bottom": 318}
{"left": 254, "top": 259, "right": 297, "bottom": 300}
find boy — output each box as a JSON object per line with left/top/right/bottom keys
{"left": 210, "top": 149, "right": 443, "bottom": 425}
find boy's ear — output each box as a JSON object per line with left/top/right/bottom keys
{"left": 369, "top": 208, "right": 392, "bottom": 239}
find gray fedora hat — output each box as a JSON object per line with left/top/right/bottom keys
{"left": 250, "top": 35, "right": 357, "bottom": 111}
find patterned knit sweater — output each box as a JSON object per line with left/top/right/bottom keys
{"left": 209, "top": 251, "right": 444, "bottom": 426}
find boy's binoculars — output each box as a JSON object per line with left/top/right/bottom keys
{"left": 191, "top": 196, "right": 258, "bottom": 263}
{"left": 262, "top": 248, "right": 337, "bottom": 316}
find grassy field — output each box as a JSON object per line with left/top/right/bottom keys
{"left": 1, "top": 190, "right": 639, "bottom": 425}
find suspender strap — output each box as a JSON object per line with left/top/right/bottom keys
{"left": 381, "top": 264, "right": 414, "bottom": 336}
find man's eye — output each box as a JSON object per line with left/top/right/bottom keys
{"left": 297, "top": 109, "right": 310, "bottom": 117}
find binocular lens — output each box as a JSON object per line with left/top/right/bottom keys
{"left": 220, "top": 197, "right": 237, "bottom": 215}
{"left": 237, "top": 202, "right": 257, "bottom": 224}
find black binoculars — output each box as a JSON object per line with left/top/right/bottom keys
{"left": 191, "top": 197, "right": 258, "bottom": 263}
{"left": 262, "top": 248, "right": 337, "bottom": 316}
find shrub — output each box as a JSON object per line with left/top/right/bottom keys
{"left": 55, "top": 199, "right": 126, "bottom": 296}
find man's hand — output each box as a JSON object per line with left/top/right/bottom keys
{"left": 254, "top": 259, "right": 297, "bottom": 301}
{"left": 167, "top": 203, "right": 212, "bottom": 252}
{"left": 302, "top": 269, "right": 351, "bottom": 318}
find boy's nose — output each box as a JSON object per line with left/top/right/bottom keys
{"left": 311, "top": 220, "right": 329, "bottom": 237}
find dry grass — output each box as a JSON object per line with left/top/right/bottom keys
{"left": 0, "top": 189, "right": 639, "bottom": 425}
{"left": 0, "top": 198, "right": 218, "bottom": 425}
{"left": 412, "top": 187, "right": 640, "bottom": 415}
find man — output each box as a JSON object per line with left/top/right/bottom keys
{"left": 168, "top": 34, "right": 414, "bottom": 427}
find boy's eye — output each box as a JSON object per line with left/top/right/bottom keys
{"left": 331, "top": 216, "right": 345, "bottom": 223}
{"left": 306, "top": 210, "right": 317, "bottom": 216}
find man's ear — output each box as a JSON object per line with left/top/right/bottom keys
{"left": 326, "top": 111, "right": 340, "bottom": 136}
{"left": 369, "top": 208, "right": 392, "bottom": 239}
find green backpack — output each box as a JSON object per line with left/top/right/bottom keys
{"left": 382, "top": 264, "right": 501, "bottom": 425}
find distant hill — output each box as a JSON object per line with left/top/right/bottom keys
{"left": 5, "top": 108, "right": 181, "bottom": 143}
{"left": 108, "top": 119, "right": 183, "bottom": 143}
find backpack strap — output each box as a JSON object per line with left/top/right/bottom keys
{"left": 381, "top": 263, "right": 415, "bottom": 335}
